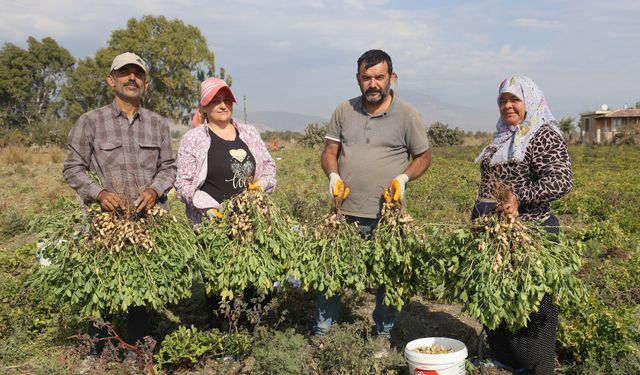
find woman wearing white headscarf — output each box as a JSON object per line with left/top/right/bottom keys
{"left": 472, "top": 76, "right": 573, "bottom": 374}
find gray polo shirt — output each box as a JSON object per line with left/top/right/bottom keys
{"left": 325, "top": 94, "right": 429, "bottom": 218}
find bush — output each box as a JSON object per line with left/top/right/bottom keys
{"left": 252, "top": 328, "right": 312, "bottom": 375}
{"left": 315, "top": 322, "right": 403, "bottom": 373}
{"left": 300, "top": 122, "right": 327, "bottom": 148}
{"left": 0, "top": 207, "right": 32, "bottom": 240}
{"left": 154, "top": 326, "right": 251, "bottom": 370}
{"left": 26, "top": 117, "right": 73, "bottom": 146}
{"left": 614, "top": 123, "right": 640, "bottom": 145}
{"left": 427, "top": 122, "right": 464, "bottom": 147}
{"left": 0, "top": 127, "right": 30, "bottom": 147}
{"left": 558, "top": 296, "right": 640, "bottom": 368}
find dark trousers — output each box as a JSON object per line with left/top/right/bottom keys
{"left": 486, "top": 294, "right": 558, "bottom": 375}
{"left": 472, "top": 202, "right": 560, "bottom": 374}
{"left": 87, "top": 306, "right": 151, "bottom": 354}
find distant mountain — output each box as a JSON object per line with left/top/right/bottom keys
{"left": 398, "top": 90, "right": 497, "bottom": 132}
{"left": 172, "top": 92, "right": 497, "bottom": 134}
{"left": 243, "top": 111, "right": 328, "bottom": 133}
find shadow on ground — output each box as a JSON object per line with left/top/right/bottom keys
{"left": 391, "top": 299, "right": 482, "bottom": 356}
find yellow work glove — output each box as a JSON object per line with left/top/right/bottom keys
{"left": 248, "top": 179, "right": 264, "bottom": 191}
{"left": 206, "top": 208, "right": 223, "bottom": 219}
{"left": 390, "top": 174, "right": 409, "bottom": 202}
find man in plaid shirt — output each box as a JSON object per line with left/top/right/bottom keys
{"left": 62, "top": 52, "right": 176, "bottom": 350}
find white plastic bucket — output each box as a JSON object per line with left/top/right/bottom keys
{"left": 404, "top": 337, "right": 467, "bottom": 375}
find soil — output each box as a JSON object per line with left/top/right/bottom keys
{"left": 350, "top": 293, "right": 484, "bottom": 356}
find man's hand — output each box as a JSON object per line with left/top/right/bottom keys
{"left": 496, "top": 191, "right": 519, "bottom": 216}
{"left": 134, "top": 188, "right": 158, "bottom": 213}
{"left": 97, "top": 190, "right": 125, "bottom": 212}
{"left": 390, "top": 174, "right": 409, "bottom": 201}
{"left": 248, "top": 180, "right": 265, "bottom": 191}
{"left": 329, "top": 173, "right": 343, "bottom": 196}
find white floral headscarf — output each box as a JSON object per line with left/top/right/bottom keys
{"left": 476, "top": 76, "right": 562, "bottom": 165}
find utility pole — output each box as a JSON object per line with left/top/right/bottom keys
{"left": 243, "top": 95, "right": 248, "bottom": 124}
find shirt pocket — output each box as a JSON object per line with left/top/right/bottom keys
{"left": 138, "top": 142, "right": 161, "bottom": 172}
{"left": 97, "top": 141, "right": 124, "bottom": 166}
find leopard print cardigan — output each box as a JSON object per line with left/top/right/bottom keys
{"left": 477, "top": 124, "right": 573, "bottom": 221}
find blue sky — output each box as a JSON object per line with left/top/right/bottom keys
{"left": 2, "top": 0, "right": 639, "bottom": 130}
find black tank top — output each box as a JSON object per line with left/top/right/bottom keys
{"left": 201, "top": 127, "right": 256, "bottom": 203}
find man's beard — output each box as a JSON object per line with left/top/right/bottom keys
{"left": 363, "top": 87, "right": 389, "bottom": 105}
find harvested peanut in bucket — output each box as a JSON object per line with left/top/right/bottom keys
{"left": 412, "top": 344, "right": 454, "bottom": 354}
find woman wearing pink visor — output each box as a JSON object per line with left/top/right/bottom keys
{"left": 175, "top": 77, "right": 276, "bottom": 225}
{"left": 175, "top": 77, "right": 276, "bottom": 328}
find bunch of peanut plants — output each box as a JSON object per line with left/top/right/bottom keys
{"left": 196, "top": 189, "right": 302, "bottom": 300}
{"left": 28, "top": 200, "right": 199, "bottom": 316}
{"left": 437, "top": 213, "right": 585, "bottom": 330}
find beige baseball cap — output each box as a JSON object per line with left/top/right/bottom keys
{"left": 110, "top": 52, "right": 148, "bottom": 74}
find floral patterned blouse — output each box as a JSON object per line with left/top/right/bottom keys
{"left": 175, "top": 119, "right": 276, "bottom": 225}
{"left": 476, "top": 124, "right": 573, "bottom": 221}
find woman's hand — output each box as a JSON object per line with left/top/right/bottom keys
{"left": 206, "top": 208, "right": 223, "bottom": 219}
{"left": 497, "top": 191, "right": 519, "bottom": 216}
{"left": 248, "top": 180, "right": 265, "bottom": 191}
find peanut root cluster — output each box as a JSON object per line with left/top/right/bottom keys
{"left": 225, "top": 190, "right": 270, "bottom": 242}
{"left": 88, "top": 205, "right": 174, "bottom": 252}
{"left": 474, "top": 214, "right": 537, "bottom": 272}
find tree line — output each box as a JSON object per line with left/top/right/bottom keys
{"left": 0, "top": 15, "right": 227, "bottom": 145}
{"left": 0, "top": 14, "right": 586, "bottom": 147}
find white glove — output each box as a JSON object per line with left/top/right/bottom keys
{"left": 329, "top": 172, "right": 342, "bottom": 196}
{"left": 390, "top": 173, "right": 409, "bottom": 201}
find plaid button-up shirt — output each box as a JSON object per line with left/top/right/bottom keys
{"left": 63, "top": 101, "right": 176, "bottom": 205}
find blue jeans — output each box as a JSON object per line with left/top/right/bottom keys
{"left": 312, "top": 216, "right": 397, "bottom": 336}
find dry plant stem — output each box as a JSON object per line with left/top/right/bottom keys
{"left": 492, "top": 179, "right": 512, "bottom": 206}
{"left": 332, "top": 195, "right": 342, "bottom": 215}
{"left": 68, "top": 318, "right": 156, "bottom": 375}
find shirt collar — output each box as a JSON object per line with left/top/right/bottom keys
{"left": 110, "top": 100, "right": 142, "bottom": 123}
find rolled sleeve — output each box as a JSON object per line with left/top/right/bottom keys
{"left": 62, "top": 116, "right": 102, "bottom": 203}
{"left": 149, "top": 120, "right": 177, "bottom": 196}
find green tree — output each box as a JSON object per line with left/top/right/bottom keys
{"left": 558, "top": 117, "right": 576, "bottom": 143}
{"left": 635, "top": 101, "right": 640, "bottom": 109}
{"left": 427, "top": 122, "right": 464, "bottom": 147}
{"left": 61, "top": 51, "right": 114, "bottom": 122}
{"left": 63, "top": 16, "right": 226, "bottom": 124}
{"left": 108, "top": 15, "right": 224, "bottom": 123}
{"left": 0, "top": 37, "right": 74, "bottom": 128}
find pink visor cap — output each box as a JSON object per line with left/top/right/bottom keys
{"left": 199, "top": 77, "right": 236, "bottom": 106}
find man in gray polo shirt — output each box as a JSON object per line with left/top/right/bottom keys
{"left": 315, "top": 49, "right": 431, "bottom": 348}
